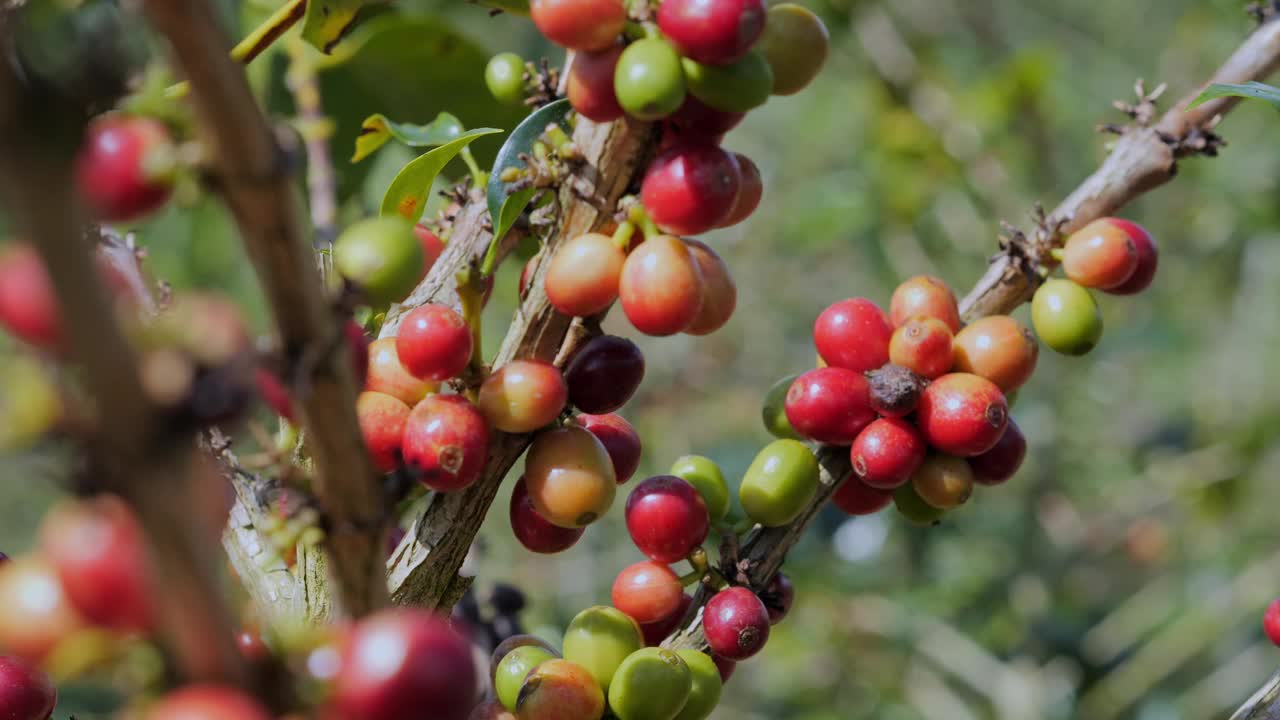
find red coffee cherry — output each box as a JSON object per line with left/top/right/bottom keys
{"left": 332, "top": 609, "right": 477, "bottom": 720}
{"left": 783, "top": 367, "right": 877, "bottom": 445}
{"left": 911, "top": 454, "right": 974, "bottom": 509}
{"left": 889, "top": 275, "right": 962, "bottom": 332}
{"left": 414, "top": 224, "right": 445, "bottom": 282}
{"left": 662, "top": 96, "right": 744, "bottom": 145}
{"left": 967, "top": 418, "right": 1026, "bottom": 486}
{"left": 1265, "top": 599, "right": 1280, "bottom": 648}
{"left": 545, "top": 232, "right": 625, "bottom": 317}
{"left": 146, "top": 685, "right": 273, "bottom": 720}
{"left": 0, "top": 244, "right": 60, "bottom": 351}
{"left": 573, "top": 413, "right": 643, "bottom": 484}
{"left": 952, "top": 315, "right": 1038, "bottom": 393}
{"left": 916, "top": 373, "right": 1009, "bottom": 457}
{"left": 684, "top": 239, "right": 737, "bottom": 336}
{"left": 0, "top": 555, "right": 85, "bottom": 661}
{"left": 565, "top": 334, "right": 645, "bottom": 414}
{"left": 1062, "top": 218, "right": 1139, "bottom": 290}
{"left": 762, "top": 572, "right": 794, "bottom": 625}
{"left": 703, "top": 586, "right": 770, "bottom": 660}
{"left": 813, "top": 298, "right": 893, "bottom": 373}
{"left": 510, "top": 476, "right": 586, "bottom": 554}
{"left": 365, "top": 337, "right": 438, "bottom": 406}
{"left": 567, "top": 45, "right": 626, "bottom": 122}
{"left": 395, "top": 304, "right": 473, "bottom": 381}
{"left": 1105, "top": 218, "right": 1158, "bottom": 295}
{"left": 75, "top": 115, "right": 175, "bottom": 223}
{"left": 612, "top": 560, "right": 685, "bottom": 624}
{"left": 713, "top": 655, "right": 736, "bottom": 683}
{"left": 345, "top": 320, "right": 371, "bottom": 386}
{"left": 851, "top": 417, "right": 927, "bottom": 490}
{"left": 657, "top": 0, "right": 767, "bottom": 65}
{"left": 888, "top": 316, "right": 954, "bottom": 379}
{"left": 639, "top": 592, "right": 693, "bottom": 646}
{"left": 402, "top": 394, "right": 490, "bottom": 492}
{"left": 530, "top": 0, "right": 626, "bottom": 51}
{"left": 515, "top": 659, "right": 605, "bottom": 720}
{"left": 619, "top": 235, "right": 705, "bottom": 336}
{"left": 640, "top": 143, "right": 742, "bottom": 236}
{"left": 625, "top": 475, "right": 709, "bottom": 563}
{"left": 718, "top": 152, "right": 763, "bottom": 228}
{"left": 477, "top": 359, "right": 568, "bottom": 433}
{"left": 0, "top": 656, "right": 56, "bottom": 720}
{"left": 831, "top": 477, "right": 892, "bottom": 515}
{"left": 236, "top": 630, "right": 271, "bottom": 662}
{"left": 356, "top": 391, "right": 411, "bottom": 472}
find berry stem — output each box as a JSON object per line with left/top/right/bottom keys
{"left": 459, "top": 147, "right": 489, "bottom": 190}
{"left": 611, "top": 220, "right": 637, "bottom": 251}
{"left": 628, "top": 203, "right": 660, "bottom": 240}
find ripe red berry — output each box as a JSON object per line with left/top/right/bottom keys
{"left": 783, "top": 367, "right": 877, "bottom": 445}
{"left": 573, "top": 413, "right": 643, "bottom": 484}
{"left": 625, "top": 475, "right": 709, "bottom": 563}
{"left": 703, "top": 586, "right": 770, "bottom": 660}
{"left": 332, "top": 609, "right": 477, "bottom": 720}
{"left": 365, "top": 337, "right": 438, "bottom": 406}
{"left": 402, "top": 394, "right": 490, "bottom": 492}
{"left": 1104, "top": 218, "right": 1158, "bottom": 295}
{"left": 75, "top": 115, "right": 175, "bottom": 223}
{"left": 510, "top": 476, "right": 585, "bottom": 554}
{"left": 662, "top": 96, "right": 744, "bottom": 145}
{"left": 640, "top": 144, "right": 741, "bottom": 236}
{"left": 851, "top": 418, "right": 927, "bottom": 490}
{"left": 414, "top": 224, "right": 445, "bottom": 282}
{"left": 356, "top": 391, "right": 411, "bottom": 472}
{"left": 345, "top": 320, "right": 371, "bottom": 385}
{"left": 145, "top": 685, "right": 272, "bottom": 720}
{"left": 952, "top": 315, "right": 1038, "bottom": 393}
{"left": 0, "top": 655, "right": 56, "bottom": 720}
{"left": 684, "top": 239, "right": 737, "bottom": 336}
{"left": 545, "top": 233, "right": 625, "bottom": 317}
{"left": 640, "top": 592, "right": 693, "bottom": 646}
{"left": 477, "top": 359, "right": 568, "bottom": 433}
{"left": 1062, "top": 218, "right": 1139, "bottom": 290}
{"left": 0, "top": 244, "right": 60, "bottom": 351}
{"left": 762, "top": 572, "right": 794, "bottom": 625}
{"left": 395, "top": 304, "right": 473, "bottom": 381}
{"left": 1265, "top": 599, "right": 1280, "bottom": 647}
{"left": 237, "top": 630, "right": 271, "bottom": 662}
{"left": 612, "top": 560, "right": 685, "bottom": 624}
{"left": 813, "top": 298, "right": 893, "bottom": 373}
{"left": 713, "top": 655, "right": 736, "bottom": 683}
{"left": 889, "top": 276, "right": 962, "bottom": 332}
{"left": 565, "top": 335, "right": 646, "bottom": 414}
{"left": 888, "top": 317, "right": 954, "bottom": 379}
{"left": 619, "top": 235, "right": 705, "bottom": 336}
{"left": 916, "top": 373, "right": 1009, "bottom": 457}
{"left": 657, "top": 0, "right": 767, "bottom": 65}
{"left": 530, "top": 0, "right": 626, "bottom": 51}
{"left": 718, "top": 152, "right": 762, "bottom": 228}
{"left": 967, "top": 418, "right": 1026, "bottom": 486}
{"left": 567, "top": 45, "right": 626, "bottom": 122}
{"left": 831, "top": 477, "right": 892, "bottom": 515}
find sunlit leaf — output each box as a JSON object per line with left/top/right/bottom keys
{"left": 381, "top": 128, "right": 503, "bottom": 220}
{"left": 301, "top": 0, "right": 371, "bottom": 53}
{"left": 353, "top": 112, "right": 467, "bottom": 163}
{"left": 1190, "top": 81, "right": 1280, "bottom": 110}
{"left": 486, "top": 99, "right": 573, "bottom": 242}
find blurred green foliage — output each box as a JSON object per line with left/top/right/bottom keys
{"left": 4, "top": 0, "right": 1280, "bottom": 718}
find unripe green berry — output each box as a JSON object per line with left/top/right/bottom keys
{"left": 486, "top": 52, "right": 527, "bottom": 106}
{"left": 615, "top": 38, "right": 687, "bottom": 120}
{"left": 669, "top": 455, "right": 730, "bottom": 521}
{"left": 1031, "top": 278, "right": 1103, "bottom": 356}
{"left": 681, "top": 51, "right": 772, "bottom": 113}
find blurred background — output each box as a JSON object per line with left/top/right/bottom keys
{"left": 4, "top": 0, "right": 1280, "bottom": 718}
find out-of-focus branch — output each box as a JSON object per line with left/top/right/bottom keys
{"left": 141, "top": 0, "right": 390, "bottom": 615}
{"left": 286, "top": 36, "right": 339, "bottom": 248}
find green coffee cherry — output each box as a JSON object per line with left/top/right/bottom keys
{"left": 893, "top": 482, "right": 945, "bottom": 526}
{"left": 759, "top": 3, "right": 829, "bottom": 95}
{"left": 607, "top": 648, "right": 693, "bottom": 720}
{"left": 333, "top": 216, "right": 424, "bottom": 305}
{"left": 562, "top": 605, "right": 643, "bottom": 693}
{"left": 486, "top": 52, "right": 527, "bottom": 106}
{"left": 681, "top": 51, "right": 772, "bottom": 113}
{"left": 615, "top": 38, "right": 687, "bottom": 120}
{"left": 672, "top": 649, "right": 722, "bottom": 720}
{"left": 1031, "top": 278, "right": 1103, "bottom": 356}
{"left": 495, "top": 645, "right": 556, "bottom": 711}
{"left": 762, "top": 373, "right": 803, "bottom": 440}
{"left": 670, "top": 455, "right": 730, "bottom": 521}
{"left": 740, "top": 439, "right": 819, "bottom": 526}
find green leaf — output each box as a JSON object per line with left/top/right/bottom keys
{"left": 301, "top": 0, "right": 370, "bottom": 53}
{"left": 353, "top": 112, "right": 467, "bottom": 163}
{"left": 486, "top": 98, "right": 573, "bottom": 242}
{"left": 381, "top": 128, "right": 503, "bottom": 220}
{"left": 1189, "top": 81, "right": 1280, "bottom": 110}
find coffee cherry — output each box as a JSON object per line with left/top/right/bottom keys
{"left": 718, "top": 153, "right": 763, "bottom": 228}
{"left": 563, "top": 605, "right": 644, "bottom": 693}
{"left": 396, "top": 304, "right": 473, "bottom": 381}
{"left": 911, "top": 454, "right": 975, "bottom": 509}
{"left": 615, "top": 38, "right": 687, "bottom": 120}
{"left": 832, "top": 477, "right": 892, "bottom": 515}
{"left": 524, "top": 425, "right": 617, "bottom": 527}
{"left": 967, "top": 418, "right": 1026, "bottom": 486}
{"left": 402, "top": 394, "right": 490, "bottom": 492}
{"left": 545, "top": 233, "right": 625, "bottom": 318}
{"left": 0, "top": 656, "right": 56, "bottom": 720}
{"left": 334, "top": 217, "right": 425, "bottom": 305}
{"left": 332, "top": 609, "right": 476, "bottom": 720}
{"left": 762, "top": 572, "right": 795, "bottom": 625}
{"left": 0, "top": 244, "right": 60, "bottom": 351}
{"left": 703, "top": 586, "right": 770, "bottom": 660}
{"left": 75, "top": 115, "right": 175, "bottom": 222}
{"left": 684, "top": 239, "right": 737, "bottom": 336}
{"left": 1062, "top": 218, "right": 1139, "bottom": 290}
{"left": 893, "top": 482, "right": 945, "bottom": 525}
{"left": 1105, "top": 218, "right": 1158, "bottom": 295}
{"left": 495, "top": 645, "right": 556, "bottom": 711}
{"left": 0, "top": 555, "right": 83, "bottom": 661}
{"left": 486, "top": 52, "right": 527, "bottom": 106}
{"left": 516, "top": 659, "right": 605, "bottom": 720}
{"left": 713, "top": 655, "right": 736, "bottom": 683}
{"left": 888, "top": 317, "right": 954, "bottom": 379}
{"left": 758, "top": 3, "right": 829, "bottom": 95}
{"left": 415, "top": 224, "right": 446, "bottom": 283}
{"left": 888, "top": 275, "right": 961, "bottom": 331}
{"left": 916, "top": 373, "right": 1008, "bottom": 457}
{"left": 574, "top": 413, "right": 642, "bottom": 484}
{"left": 236, "top": 630, "right": 270, "bottom": 662}
{"left": 626, "top": 476, "right": 710, "bottom": 563}
{"left": 662, "top": 97, "right": 744, "bottom": 145}
{"left": 478, "top": 360, "right": 568, "bottom": 433}
{"left": 761, "top": 373, "right": 803, "bottom": 440}
{"left": 1031, "top": 278, "right": 1103, "bottom": 356}
{"left": 640, "top": 593, "right": 693, "bottom": 646}
{"left": 681, "top": 52, "right": 773, "bottom": 113}
{"left": 40, "top": 495, "right": 154, "bottom": 633}
{"left": 565, "top": 335, "right": 645, "bottom": 414}
{"left": 620, "top": 236, "right": 705, "bottom": 336}
{"left": 952, "top": 315, "right": 1038, "bottom": 393}
{"left": 657, "top": 0, "right": 766, "bottom": 65}
{"left": 146, "top": 685, "right": 273, "bottom": 720}
{"left": 490, "top": 635, "right": 561, "bottom": 681}
{"left": 673, "top": 649, "right": 722, "bottom": 720}
{"left": 530, "top": 0, "right": 625, "bottom": 51}
{"left": 612, "top": 560, "right": 685, "bottom": 624}
{"left": 510, "top": 476, "right": 586, "bottom": 554}
{"left": 851, "top": 418, "right": 926, "bottom": 490}
{"left": 608, "top": 647, "right": 693, "bottom": 720}
{"left": 813, "top": 298, "right": 893, "bottom": 373}
{"left": 669, "top": 455, "right": 730, "bottom": 521}
{"left": 346, "top": 320, "right": 371, "bottom": 385}
{"left": 641, "top": 145, "right": 741, "bottom": 236}
{"left": 784, "top": 367, "right": 877, "bottom": 445}
{"left": 1265, "top": 599, "right": 1280, "bottom": 647}
{"left": 740, "top": 439, "right": 819, "bottom": 526}
{"left": 365, "top": 337, "right": 438, "bottom": 405}
{"left": 568, "top": 45, "right": 625, "bottom": 122}
{"left": 357, "top": 391, "right": 411, "bottom": 472}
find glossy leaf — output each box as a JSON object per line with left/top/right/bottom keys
{"left": 486, "top": 99, "right": 573, "bottom": 243}
{"left": 353, "top": 112, "right": 467, "bottom": 163}
{"left": 381, "top": 129, "right": 503, "bottom": 220}
{"left": 1190, "top": 81, "right": 1280, "bottom": 110}
{"left": 301, "top": 0, "right": 369, "bottom": 53}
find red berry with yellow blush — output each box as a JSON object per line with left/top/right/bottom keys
{"left": 568, "top": 45, "right": 626, "bottom": 122}
{"left": 889, "top": 275, "right": 962, "bottom": 332}
{"left": 916, "top": 373, "right": 1009, "bottom": 457}
{"left": 1104, "top": 218, "right": 1158, "bottom": 295}
{"left": 641, "top": 144, "right": 742, "bottom": 236}
{"left": 612, "top": 560, "right": 684, "bottom": 625}
{"left": 395, "top": 304, "right": 473, "bottom": 382}
{"left": 851, "top": 417, "right": 927, "bottom": 490}
{"left": 356, "top": 391, "right": 411, "bottom": 472}
{"left": 402, "top": 394, "right": 490, "bottom": 492}
{"left": 888, "top": 316, "right": 954, "bottom": 379}
{"left": 619, "top": 235, "right": 705, "bottom": 336}
{"left": 1061, "top": 218, "right": 1140, "bottom": 290}
{"left": 530, "top": 0, "right": 626, "bottom": 51}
